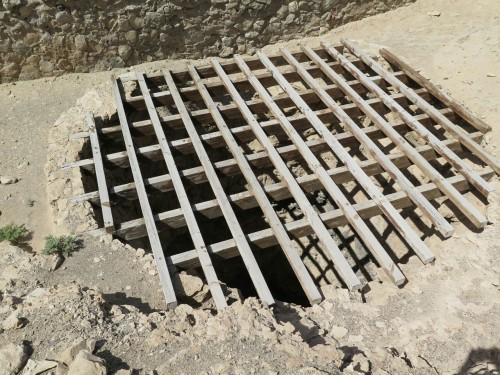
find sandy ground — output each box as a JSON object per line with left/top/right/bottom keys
{"left": 0, "top": 0, "right": 499, "bottom": 373}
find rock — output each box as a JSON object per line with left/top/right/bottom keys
{"left": 173, "top": 272, "right": 204, "bottom": 297}
{"left": 0, "top": 176, "right": 18, "bottom": 185}
{"left": 2, "top": 311, "right": 25, "bottom": 330}
{"left": 56, "top": 340, "right": 96, "bottom": 366}
{"left": 41, "top": 254, "right": 64, "bottom": 272}
{"left": 330, "top": 325, "right": 348, "bottom": 339}
{"left": 20, "top": 359, "right": 58, "bottom": 375}
{"left": 67, "top": 350, "right": 106, "bottom": 375}
{"left": 0, "top": 342, "right": 30, "bottom": 375}
{"left": 114, "top": 370, "right": 132, "bottom": 375}
{"left": 427, "top": 11, "right": 441, "bottom": 16}
{"left": 1, "top": 0, "right": 23, "bottom": 12}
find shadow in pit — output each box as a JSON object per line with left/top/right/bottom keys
{"left": 103, "top": 292, "right": 157, "bottom": 314}
{"left": 458, "top": 347, "right": 500, "bottom": 375}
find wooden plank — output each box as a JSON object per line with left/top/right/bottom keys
{"left": 110, "top": 76, "right": 178, "bottom": 310}
{"left": 258, "top": 50, "right": 435, "bottom": 265}
{"left": 84, "top": 132, "right": 483, "bottom": 240}
{"left": 86, "top": 112, "right": 114, "bottom": 233}
{"left": 167, "top": 170, "right": 494, "bottom": 269}
{"left": 292, "top": 46, "right": 453, "bottom": 239}
{"left": 211, "top": 57, "right": 362, "bottom": 292}
{"left": 324, "top": 41, "right": 489, "bottom": 228}
{"left": 162, "top": 69, "right": 275, "bottom": 307}
{"left": 135, "top": 72, "right": 228, "bottom": 311}
{"left": 236, "top": 54, "right": 406, "bottom": 284}
{"left": 188, "top": 64, "right": 322, "bottom": 305}
{"left": 379, "top": 48, "right": 492, "bottom": 134}
{"left": 340, "top": 39, "right": 496, "bottom": 195}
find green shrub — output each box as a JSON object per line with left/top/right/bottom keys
{"left": 0, "top": 223, "right": 29, "bottom": 244}
{"left": 42, "top": 235, "right": 78, "bottom": 258}
{"left": 26, "top": 198, "right": 35, "bottom": 207}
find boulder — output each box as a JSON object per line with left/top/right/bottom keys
{"left": 67, "top": 350, "right": 106, "bottom": 375}
{"left": 0, "top": 342, "right": 30, "bottom": 375}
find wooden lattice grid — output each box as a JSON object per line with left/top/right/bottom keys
{"left": 64, "top": 40, "right": 499, "bottom": 310}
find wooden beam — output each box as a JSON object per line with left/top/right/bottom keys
{"left": 188, "top": 63, "right": 322, "bottom": 305}
{"left": 237, "top": 54, "right": 406, "bottom": 284}
{"left": 86, "top": 112, "right": 114, "bottom": 233}
{"left": 325, "top": 41, "right": 489, "bottom": 228}
{"left": 167, "top": 170, "right": 494, "bottom": 269}
{"left": 292, "top": 46, "right": 453, "bottom": 239}
{"left": 163, "top": 69, "right": 275, "bottom": 307}
{"left": 111, "top": 76, "right": 178, "bottom": 310}
{"left": 136, "top": 72, "right": 228, "bottom": 311}
{"left": 211, "top": 57, "right": 362, "bottom": 292}
{"left": 340, "top": 39, "right": 496, "bottom": 194}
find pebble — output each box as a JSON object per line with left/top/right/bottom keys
{"left": 0, "top": 176, "right": 18, "bottom": 184}
{"left": 427, "top": 11, "right": 441, "bottom": 16}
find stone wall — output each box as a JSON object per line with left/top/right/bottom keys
{"left": 0, "top": 0, "right": 414, "bottom": 82}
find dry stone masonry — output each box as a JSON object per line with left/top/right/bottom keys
{"left": 0, "top": 0, "right": 415, "bottom": 82}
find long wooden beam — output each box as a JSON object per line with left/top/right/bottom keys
{"left": 168, "top": 169, "right": 494, "bottom": 269}
{"left": 86, "top": 112, "right": 114, "bottom": 233}
{"left": 136, "top": 72, "right": 228, "bottom": 311}
{"left": 111, "top": 76, "right": 177, "bottom": 310}
{"left": 257, "top": 50, "right": 434, "bottom": 265}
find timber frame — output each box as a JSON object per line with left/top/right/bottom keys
{"left": 63, "top": 40, "right": 499, "bottom": 310}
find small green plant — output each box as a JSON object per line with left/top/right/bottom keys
{"left": 26, "top": 198, "right": 35, "bottom": 207}
{"left": 42, "top": 235, "right": 78, "bottom": 258}
{"left": 0, "top": 222, "right": 29, "bottom": 244}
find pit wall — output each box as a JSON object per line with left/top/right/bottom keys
{"left": 0, "top": 0, "right": 414, "bottom": 82}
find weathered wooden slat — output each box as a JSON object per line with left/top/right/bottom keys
{"left": 86, "top": 112, "right": 114, "bottom": 233}
{"left": 325, "top": 41, "right": 489, "bottom": 228}
{"left": 188, "top": 63, "right": 322, "bottom": 305}
{"left": 379, "top": 48, "right": 492, "bottom": 134}
{"left": 136, "top": 72, "right": 228, "bottom": 311}
{"left": 258, "top": 50, "right": 434, "bottom": 264}
{"left": 293, "top": 46, "right": 453, "bottom": 239}
{"left": 340, "top": 39, "right": 495, "bottom": 196}
{"left": 378, "top": 47, "right": 499, "bottom": 174}
{"left": 111, "top": 76, "right": 178, "bottom": 310}
{"left": 211, "top": 57, "right": 362, "bottom": 291}
{"left": 237, "top": 54, "right": 406, "bottom": 285}
{"left": 167, "top": 170, "right": 493, "bottom": 269}
{"left": 85, "top": 132, "right": 481, "bottom": 241}
{"left": 164, "top": 69, "right": 275, "bottom": 307}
